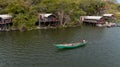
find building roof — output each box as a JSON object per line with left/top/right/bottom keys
{"left": 39, "top": 14, "right": 53, "bottom": 18}
{"left": 83, "top": 16, "right": 103, "bottom": 20}
{"left": 0, "top": 14, "right": 12, "bottom": 20}
{"left": 44, "top": 14, "right": 52, "bottom": 17}
{"left": 103, "top": 14, "right": 113, "bottom": 17}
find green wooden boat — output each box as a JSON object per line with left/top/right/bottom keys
{"left": 55, "top": 41, "right": 87, "bottom": 49}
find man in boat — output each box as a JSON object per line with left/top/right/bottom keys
{"left": 82, "top": 40, "right": 86, "bottom": 43}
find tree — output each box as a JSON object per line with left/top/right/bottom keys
{"left": 79, "top": 0, "right": 106, "bottom": 15}
{"left": 5, "top": 0, "right": 38, "bottom": 31}
{"left": 39, "top": 0, "right": 86, "bottom": 26}
{"left": 0, "top": 0, "right": 119, "bottom": 30}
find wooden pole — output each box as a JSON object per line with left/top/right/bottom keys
{"left": 4, "top": 20, "right": 7, "bottom": 31}
{"left": 38, "top": 14, "right": 41, "bottom": 27}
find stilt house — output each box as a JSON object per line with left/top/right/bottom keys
{"left": 38, "top": 14, "right": 59, "bottom": 27}
{"left": 103, "top": 14, "right": 115, "bottom": 22}
{"left": 80, "top": 16, "right": 105, "bottom": 24}
{"left": 0, "top": 14, "right": 12, "bottom": 30}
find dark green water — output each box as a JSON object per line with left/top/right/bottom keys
{"left": 0, "top": 26, "right": 120, "bottom": 67}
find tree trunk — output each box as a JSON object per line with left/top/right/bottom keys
{"left": 57, "top": 11, "right": 64, "bottom": 25}
{"left": 63, "top": 15, "right": 71, "bottom": 26}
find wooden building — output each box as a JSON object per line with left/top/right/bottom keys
{"left": 0, "top": 14, "right": 12, "bottom": 30}
{"left": 103, "top": 14, "right": 115, "bottom": 22}
{"left": 80, "top": 16, "right": 105, "bottom": 24}
{"left": 38, "top": 14, "right": 59, "bottom": 27}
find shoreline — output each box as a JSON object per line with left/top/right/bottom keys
{"left": 1, "top": 22, "right": 119, "bottom": 32}
{"left": 0, "top": 22, "right": 83, "bottom": 32}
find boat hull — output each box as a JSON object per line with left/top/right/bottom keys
{"left": 55, "top": 42, "right": 86, "bottom": 49}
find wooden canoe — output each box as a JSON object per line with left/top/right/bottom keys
{"left": 55, "top": 42, "right": 87, "bottom": 49}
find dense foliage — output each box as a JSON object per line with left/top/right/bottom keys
{"left": 0, "top": 0, "right": 118, "bottom": 30}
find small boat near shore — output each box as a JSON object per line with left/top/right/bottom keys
{"left": 55, "top": 40, "right": 87, "bottom": 49}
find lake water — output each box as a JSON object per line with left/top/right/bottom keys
{"left": 0, "top": 25, "right": 120, "bottom": 67}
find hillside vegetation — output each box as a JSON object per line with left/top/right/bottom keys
{"left": 0, "top": 0, "right": 119, "bottom": 30}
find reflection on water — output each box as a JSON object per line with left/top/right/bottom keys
{"left": 0, "top": 26, "right": 120, "bottom": 67}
